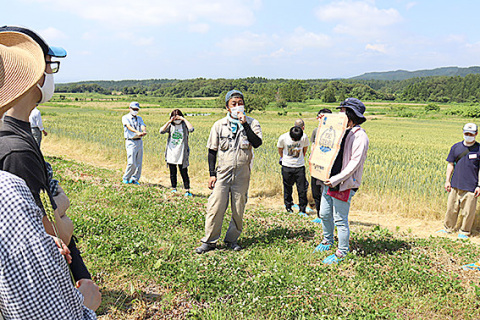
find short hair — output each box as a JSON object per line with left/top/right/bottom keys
{"left": 170, "top": 109, "right": 184, "bottom": 118}
{"left": 289, "top": 126, "right": 303, "bottom": 142}
{"left": 294, "top": 119, "right": 305, "bottom": 128}
{"left": 345, "top": 108, "right": 366, "bottom": 126}
{"left": 317, "top": 108, "right": 332, "bottom": 115}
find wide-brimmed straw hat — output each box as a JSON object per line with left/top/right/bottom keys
{"left": 0, "top": 31, "right": 45, "bottom": 113}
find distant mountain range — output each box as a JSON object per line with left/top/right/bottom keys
{"left": 350, "top": 66, "right": 480, "bottom": 81}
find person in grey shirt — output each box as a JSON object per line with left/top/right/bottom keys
{"left": 122, "top": 102, "right": 147, "bottom": 185}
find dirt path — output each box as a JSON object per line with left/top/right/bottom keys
{"left": 246, "top": 195, "right": 480, "bottom": 245}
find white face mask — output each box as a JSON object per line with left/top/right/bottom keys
{"left": 464, "top": 135, "right": 475, "bottom": 143}
{"left": 230, "top": 104, "right": 245, "bottom": 119}
{"left": 173, "top": 120, "right": 182, "bottom": 125}
{"left": 36, "top": 72, "right": 55, "bottom": 104}
{"left": 130, "top": 109, "right": 138, "bottom": 116}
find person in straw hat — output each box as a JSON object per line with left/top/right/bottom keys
{"left": 0, "top": 26, "right": 100, "bottom": 318}
{"left": 0, "top": 25, "right": 93, "bottom": 281}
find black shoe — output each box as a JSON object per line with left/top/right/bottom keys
{"left": 226, "top": 242, "right": 242, "bottom": 251}
{"left": 286, "top": 207, "right": 293, "bottom": 213}
{"left": 195, "top": 243, "right": 216, "bottom": 254}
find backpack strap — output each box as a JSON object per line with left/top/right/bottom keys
{"left": 455, "top": 142, "right": 479, "bottom": 164}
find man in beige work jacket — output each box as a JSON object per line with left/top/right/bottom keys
{"left": 196, "top": 90, "right": 263, "bottom": 254}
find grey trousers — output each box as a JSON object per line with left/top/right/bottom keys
{"left": 123, "top": 139, "right": 143, "bottom": 182}
{"left": 31, "top": 127, "right": 42, "bottom": 147}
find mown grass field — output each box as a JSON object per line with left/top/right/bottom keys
{"left": 36, "top": 94, "right": 480, "bottom": 318}
{"left": 51, "top": 155, "right": 480, "bottom": 319}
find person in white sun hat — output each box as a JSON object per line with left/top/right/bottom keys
{"left": 438, "top": 122, "right": 480, "bottom": 239}
{"left": 0, "top": 25, "right": 100, "bottom": 319}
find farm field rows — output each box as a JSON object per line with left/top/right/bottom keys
{"left": 41, "top": 97, "right": 473, "bottom": 220}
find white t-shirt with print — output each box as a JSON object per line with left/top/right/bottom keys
{"left": 166, "top": 124, "right": 185, "bottom": 165}
{"left": 277, "top": 132, "right": 310, "bottom": 168}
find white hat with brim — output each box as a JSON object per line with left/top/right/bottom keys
{"left": 0, "top": 31, "right": 45, "bottom": 114}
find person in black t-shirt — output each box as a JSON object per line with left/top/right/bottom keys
{"left": 0, "top": 26, "right": 93, "bottom": 282}
{"left": 0, "top": 26, "right": 100, "bottom": 315}
{"left": 438, "top": 123, "right": 480, "bottom": 239}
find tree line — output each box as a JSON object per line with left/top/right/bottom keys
{"left": 56, "top": 74, "right": 480, "bottom": 104}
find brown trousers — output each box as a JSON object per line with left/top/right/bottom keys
{"left": 444, "top": 188, "right": 477, "bottom": 235}
{"left": 201, "top": 165, "right": 250, "bottom": 244}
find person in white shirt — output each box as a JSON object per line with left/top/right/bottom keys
{"left": 29, "top": 107, "right": 48, "bottom": 147}
{"left": 159, "top": 109, "right": 194, "bottom": 196}
{"left": 277, "top": 119, "right": 310, "bottom": 214}
{"left": 122, "top": 102, "right": 147, "bottom": 185}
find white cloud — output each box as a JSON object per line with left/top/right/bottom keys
{"left": 116, "top": 32, "right": 154, "bottom": 46}
{"left": 38, "top": 27, "right": 68, "bottom": 41}
{"left": 38, "top": 0, "right": 257, "bottom": 28}
{"left": 315, "top": 1, "right": 402, "bottom": 39}
{"left": 285, "top": 27, "right": 331, "bottom": 49}
{"left": 444, "top": 34, "right": 467, "bottom": 44}
{"left": 269, "top": 48, "right": 293, "bottom": 58}
{"left": 365, "top": 43, "right": 386, "bottom": 53}
{"left": 81, "top": 32, "right": 97, "bottom": 41}
{"left": 406, "top": 2, "right": 417, "bottom": 10}
{"left": 135, "top": 37, "right": 154, "bottom": 46}
{"left": 188, "top": 23, "right": 210, "bottom": 34}
{"left": 216, "top": 32, "right": 270, "bottom": 55}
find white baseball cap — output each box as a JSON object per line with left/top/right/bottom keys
{"left": 463, "top": 123, "right": 477, "bottom": 134}
{"left": 129, "top": 101, "right": 140, "bottom": 109}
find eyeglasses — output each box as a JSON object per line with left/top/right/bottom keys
{"left": 46, "top": 61, "right": 60, "bottom": 73}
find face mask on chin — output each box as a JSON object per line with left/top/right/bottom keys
{"left": 37, "top": 72, "right": 55, "bottom": 104}
{"left": 464, "top": 135, "right": 475, "bottom": 143}
{"left": 230, "top": 104, "right": 245, "bottom": 119}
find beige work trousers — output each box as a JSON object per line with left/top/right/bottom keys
{"left": 444, "top": 187, "right": 477, "bottom": 235}
{"left": 202, "top": 165, "right": 251, "bottom": 244}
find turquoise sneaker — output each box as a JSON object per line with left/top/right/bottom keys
{"left": 312, "top": 217, "right": 322, "bottom": 224}
{"left": 462, "top": 262, "right": 480, "bottom": 271}
{"left": 314, "top": 240, "right": 332, "bottom": 252}
{"left": 171, "top": 188, "right": 177, "bottom": 193}
{"left": 458, "top": 234, "right": 469, "bottom": 239}
{"left": 322, "top": 253, "right": 345, "bottom": 264}
{"left": 122, "top": 179, "right": 130, "bottom": 184}
{"left": 184, "top": 191, "right": 193, "bottom": 197}
{"left": 130, "top": 180, "right": 140, "bottom": 185}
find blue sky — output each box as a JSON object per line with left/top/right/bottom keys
{"left": 4, "top": 0, "right": 480, "bottom": 82}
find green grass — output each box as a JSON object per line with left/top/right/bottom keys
{"left": 49, "top": 156, "right": 480, "bottom": 319}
